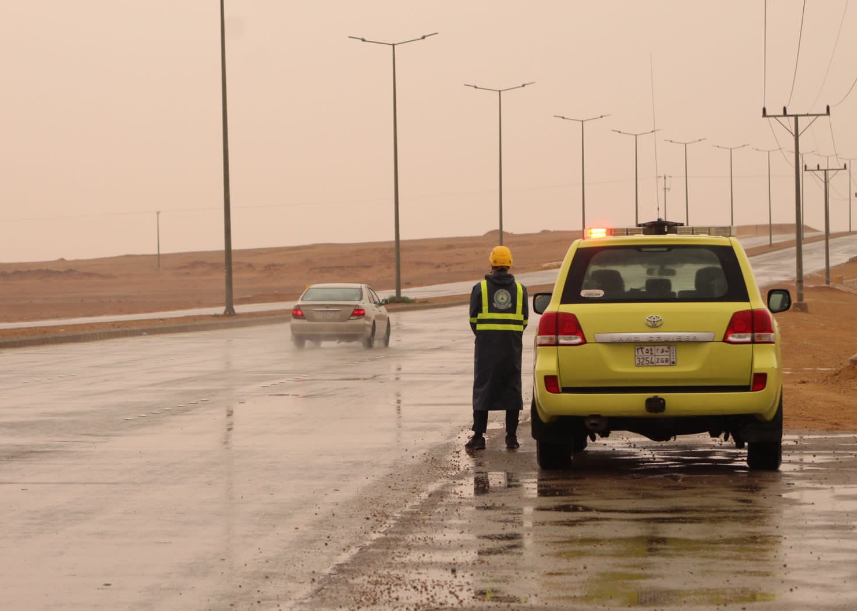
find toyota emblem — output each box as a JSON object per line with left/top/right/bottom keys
{"left": 645, "top": 315, "right": 664, "bottom": 328}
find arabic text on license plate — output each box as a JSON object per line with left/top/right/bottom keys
{"left": 635, "top": 345, "right": 676, "bottom": 367}
{"left": 318, "top": 311, "right": 338, "bottom": 320}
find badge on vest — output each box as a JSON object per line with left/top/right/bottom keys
{"left": 493, "top": 288, "right": 513, "bottom": 310}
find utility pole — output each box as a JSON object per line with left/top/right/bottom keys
{"left": 786, "top": 148, "right": 816, "bottom": 242}
{"left": 465, "top": 82, "right": 534, "bottom": 246}
{"left": 614, "top": 128, "right": 659, "bottom": 226}
{"left": 665, "top": 137, "right": 705, "bottom": 225}
{"left": 351, "top": 33, "right": 438, "bottom": 299}
{"left": 805, "top": 162, "right": 846, "bottom": 285}
{"left": 712, "top": 143, "right": 748, "bottom": 227}
{"left": 841, "top": 157, "right": 856, "bottom": 233}
{"left": 156, "top": 211, "right": 161, "bottom": 270}
{"left": 219, "top": 0, "right": 235, "bottom": 315}
{"left": 764, "top": 105, "right": 831, "bottom": 311}
{"left": 555, "top": 113, "right": 610, "bottom": 239}
{"left": 753, "top": 147, "right": 780, "bottom": 246}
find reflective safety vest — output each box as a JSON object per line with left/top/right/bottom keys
{"left": 470, "top": 280, "right": 527, "bottom": 332}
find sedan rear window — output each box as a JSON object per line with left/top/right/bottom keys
{"left": 302, "top": 287, "right": 363, "bottom": 301}
{"left": 560, "top": 245, "right": 748, "bottom": 304}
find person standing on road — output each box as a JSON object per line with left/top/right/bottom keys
{"left": 466, "top": 246, "right": 528, "bottom": 451}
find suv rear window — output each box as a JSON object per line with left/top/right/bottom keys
{"left": 302, "top": 287, "right": 363, "bottom": 301}
{"left": 560, "top": 245, "right": 749, "bottom": 304}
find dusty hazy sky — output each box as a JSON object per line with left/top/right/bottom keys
{"left": 1, "top": 0, "right": 856, "bottom": 263}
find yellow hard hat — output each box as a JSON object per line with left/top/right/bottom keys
{"left": 489, "top": 245, "right": 513, "bottom": 268}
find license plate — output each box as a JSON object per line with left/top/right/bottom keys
{"left": 317, "top": 311, "right": 338, "bottom": 320}
{"left": 635, "top": 345, "right": 676, "bottom": 367}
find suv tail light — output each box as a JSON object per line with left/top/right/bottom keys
{"left": 724, "top": 309, "right": 775, "bottom": 344}
{"left": 544, "top": 375, "right": 561, "bottom": 394}
{"left": 350, "top": 307, "right": 366, "bottom": 319}
{"left": 536, "top": 312, "right": 586, "bottom": 346}
{"left": 291, "top": 307, "right": 305, "bottom": 319}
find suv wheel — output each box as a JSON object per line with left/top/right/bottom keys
{"left": 536, "top": 440, "right": 572, "bottom": 470}
{"left": 747, "top": 441, "right": 782, "bottom": 471}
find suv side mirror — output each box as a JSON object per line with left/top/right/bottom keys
{"left": 533, "top": 292, "right": 553, "bottom": 315}
{"left": 767, "top": 289, "right": 791, "bottom": 313}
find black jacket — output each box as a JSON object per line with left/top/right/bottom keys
{"left": 469, "top": 271, "right": 529, "bottom": 412}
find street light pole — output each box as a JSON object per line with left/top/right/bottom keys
{"left": 753, "top": 147, "right": 780, "bottom": 246}
{"left": 465, "top": 82, "right": 535, "bottom": 246}
{"left": 156, "top": 211, "right": 161, "bottom": 270}
{"left": 614, "top": 128, "right": 659, "bottom": 226}
{"left": 350, "top": 32, "right": 438, "bottom": 300}
{"left": 556, "top": 114, "right": 609, "bottom": 238}
{"left": 219, "top": 0, "right": 235, "bottom": 315}
{"left": 713, "top": 143, "right": 748, "bottom": 227}
{"left": 665, "top": 137, "right": 705, "bottom": 225}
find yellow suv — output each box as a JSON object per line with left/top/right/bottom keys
{"left": 531, "top": 220, "right": 792, "bottom": 471}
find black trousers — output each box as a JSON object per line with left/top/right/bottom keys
{"left": 472, "top": 410, "right": 519, "bottom": 435}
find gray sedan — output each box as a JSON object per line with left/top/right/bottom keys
{"left": 290, "top": 283, "right": 390, "bottom": 349}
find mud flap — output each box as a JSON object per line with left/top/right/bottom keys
{"left": 530, "top": 398, "right": 576, "bottom": 443}
{"left": 737, "top": 394, "right": 783, "bottom": 443}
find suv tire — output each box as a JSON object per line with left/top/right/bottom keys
{"left": 536, "top": 440, "right": 572, "bottom": 470}
{"left": 747, "top": 441, "right": 782, "bottom": 471}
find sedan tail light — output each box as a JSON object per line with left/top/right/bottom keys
{"left": 350, "top": 307, "right": 366, "bottom": 319}
{"left": 291, "top": 307, "right": 305, "bottom": 319}
{"left": 536, "top": 312, "right": 586, "bottom": 346}
{"left": 724, "top": 309, "right": 775, "bottom": 344}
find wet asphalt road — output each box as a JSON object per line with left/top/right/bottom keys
{"left": 2, "top": 307, "right": 857, "bottom": 610}
{"left": 302, "top": 430, "right": 857, "bottom": 610}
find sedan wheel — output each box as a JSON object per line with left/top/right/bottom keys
{"left": 362, "top": 323, "right": 376, "bottom": 349}
{"left": 381, "top": 321, "right": 391, "bottom": 348}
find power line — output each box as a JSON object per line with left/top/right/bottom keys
{"left": 832, "top": 70, "right": 857, "bottom": 106}
{"left": 810, "top": 0, "right": 850, "bottom": 109}
{"left": 828, "top": 115, "right": 843, "bottom": 163}
{"left": 787, "top": 0, "right": 808, "bottom": 107}
{"left": 650, "top": 53, "right": 660, "bottom": 212}
{"left": 763, "top": 0, "right": 768, "bottom": 106}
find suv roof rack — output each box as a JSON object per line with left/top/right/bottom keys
{"left": 637, "top": 219, "right": 685, "bottom": 235}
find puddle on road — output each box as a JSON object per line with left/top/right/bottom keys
{"left": 303, "top": 434, "right": 857, "bottom": 609}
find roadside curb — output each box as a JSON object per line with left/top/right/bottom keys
{"left": 0, "top": 300, "right": 471, "bottom": 350}
{"left": 0, "top": 315, "right": 290, "bottom": 350}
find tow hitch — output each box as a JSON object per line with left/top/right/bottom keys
{"left": 645, "top": 396, "right": 666, "bottom": 413}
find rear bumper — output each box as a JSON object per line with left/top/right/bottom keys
{"left": 534, "top": 387, "right": 781, "bottom": 420}
{"left": 291, "top": 319, "right": 370, "bottom": 339}
{"left": 534, "top": 347, "right": 782, "bottom": 422}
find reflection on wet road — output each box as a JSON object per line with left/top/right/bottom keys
{"left": 0, "top": 307, "right": 486, "bottom": 610}
{"left": 2, "top": 308, "right": 857, "bottom": 609}
{"left": 303, "top": 432, "right": 857, "bottom": 610}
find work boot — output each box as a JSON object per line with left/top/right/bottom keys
{"left": 465, "top": 434, "right": 486, "bottom": 451}
{"left": 505, "top": 434, "right": 520, "bottom": 449}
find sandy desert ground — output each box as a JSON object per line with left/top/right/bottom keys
{"left": 1, "top": 224, "right": 856, "bottom": 430}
